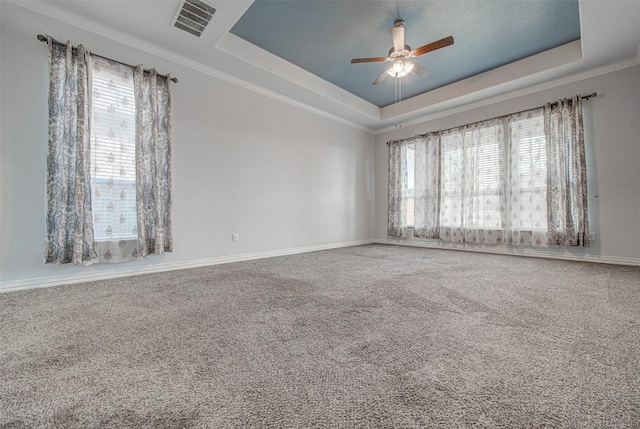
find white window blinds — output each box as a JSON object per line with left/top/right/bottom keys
{"left": 404, "top": 144, "right": 415, "bottom": 226}
{"left": 89, "top": 57, "right": 137, "bottom": 241}
{"left": 440, "top": 121, "right": 504, "bottom": 230}
{"left": 438, "top": 108, "right": 548, "bottom": 245}
{"left": 507, "top": 108, "right": 548, "bottom": 234}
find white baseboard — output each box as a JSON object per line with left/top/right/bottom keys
{"left": 0, "top": 239, "right": 375, "bottom": 294}
{"left": 375, "top": 238, "right": 640, "bottom": 266}
{"left": 4, "top": 238, "right": 636, "bottom": 293}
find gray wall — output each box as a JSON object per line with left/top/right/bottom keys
{"left": 0, "top": 3, "right": 375, "bottom": 286}
{"left": 374, "top": 65, "right": 640, "bottom": 264}
{"left": 2, "top": 2, "right": 639, "bottom": 289}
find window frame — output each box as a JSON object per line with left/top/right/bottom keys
{"left": 89, "top": 57, "right": 138, "bottom": 243}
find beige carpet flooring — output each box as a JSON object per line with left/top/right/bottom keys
{"left": 1, "top": 244, "right": 639, "bottom": 428}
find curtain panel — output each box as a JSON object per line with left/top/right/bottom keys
{"left": 44, "top": 40, "right": 98, "bottom": 264}
{"left": 544, "top": 95, "right": 589, "bottom": 246}
{"left": 387, "top": 140, "right": 407, "bottom": 237}
{"left": 505, "top": 108, "right": 548, "bottom": 246}
{"left": 413, "top": 132, "right": 441, "bottom": 239}
{"left": 134, "top": 67, "right": 173, "bottom": 256}
{"left": 408, "top": 97, "right": 588, "bottom": 248}
{"left": 438, "top": 110, "right": 551, "bottom": 246}
{"left": 439, "top": 119, "right": 509, "bottom": 244}
{"left": 90, "top": 56, "right": 139, "bottom": 264}
{"left": 45, "top": 41, "right": 174, "bottom": 265}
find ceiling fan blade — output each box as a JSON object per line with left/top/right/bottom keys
{"left": 373, "top": 65, "right": 393, "bottom": 85}
{"left": 351, "top": 57, "right": 388, "bottom": 64}
{"left": 392, "top": 24, "right": 405, "bottom": 53}
{"left": 412, "top": 36, "right": 454, "bottom": 57}
{"left": 411, "top": 62, "right": 431, "bottom": 77}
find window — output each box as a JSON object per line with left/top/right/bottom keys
{"left": 44, "top": 40, "right": 174, "bottom": 265}
{"left": 440, "top": 123, "right": 504, "bottom": 230}
{"left": 511, "top": 113, "right": 548, "bottom": 232}
{"left": 404, "top": 144, "right": 415, "bottom": 227}
{"left": 440, "top": 113, "right": 548, "bottom": 233}
{"left": 90, "top": 58, "right": 137, "bottom": 242}
{"left": 392, "top": 108, "right": 551, "bottom": 245}
{"left": 390, "top": 98, "right": 588, "bottom": 247}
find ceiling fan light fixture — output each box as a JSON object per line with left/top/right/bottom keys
{"left": 387, "top": 60, "right": 414, "bottom": 79}
{"left": 403, "top": 61, "right": 415, "bottom": 75}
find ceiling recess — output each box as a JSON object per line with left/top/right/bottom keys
{"left": 174, "top": 0, "right": 216, "bottom": 37}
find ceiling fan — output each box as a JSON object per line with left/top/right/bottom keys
{"left": 351, "top": 19, "right": 454, "bottom": 85}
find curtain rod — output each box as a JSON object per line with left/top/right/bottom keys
{"left": 37, "top": 34, "right": 178, "bottom": 83}
{"left": 388, "top": 92, "right": 597, "bottom": 145}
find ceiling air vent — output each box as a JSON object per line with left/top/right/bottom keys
{"left": 174, "top": 0, "right": 216, "bottom": 37}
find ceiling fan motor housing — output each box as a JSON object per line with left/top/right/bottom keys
{"left": 389, "top": 45, "right": 412, "bottom": 58}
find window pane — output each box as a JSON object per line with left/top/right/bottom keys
{"left": 439, "top": 109, "right": 548, "bottom": 238}
{"left": 90, "top": 58, "right": 137, "bottom": 241}
{"left": 510, "top": 110, "right": 547, "bottom": 232}
{"left": 405, "top": 144, "right": 415, "bottom": 227}
{"left": 440, "top": 131, "right": 465, "bottom": 228}
{"left": 465, "top": 123, "right": 503, "bottom": 229}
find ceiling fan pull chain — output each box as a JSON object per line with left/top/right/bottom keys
{"left": 399, "top": 78, "right": 403, "bottom": 127}
{"left": 394, "top": 78, "right": 403, "bottom": 128}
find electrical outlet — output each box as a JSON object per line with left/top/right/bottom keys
{"left": 232, "top": 233, "right": 239, "bottom": 242}
{"left": 589, "top": 232, "right": 596, "bottom": 241}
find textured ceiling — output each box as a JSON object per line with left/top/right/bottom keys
{"left": 231, "top": 0, "right": 581, "bottom": 107}
{"left": 17, "top": 0, "right": 639, "bottom": 130}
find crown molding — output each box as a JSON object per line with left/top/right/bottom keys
{"left": 7, "top": 0, "right": 638, "bottom": 136}
{"left": 379, "top": 41, "right": 583, "bottom": 122}
{"left": 217, "top": 33, "right": 381, "bottom": 121}
{"left": 373, "top": 57, "right": 640, "bottom": 135}
{"left": 6, "top": 0, "right": 375, "bottom": 134}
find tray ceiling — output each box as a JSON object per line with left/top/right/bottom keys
{"left": 13, "top": 0, "right": 640, "bottom": 131}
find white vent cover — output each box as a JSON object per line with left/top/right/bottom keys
{"left": 174, "top": 0, "right": 216, "bottom": 37}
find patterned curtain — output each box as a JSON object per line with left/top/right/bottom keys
{"left": 387, "top": 140, "right": 406, "bottom": 237}
{"left": 544, "top": 95, "right": 589, "bottom": 246}
{"left": 413, "top": 132, "right": 441, "bottom": 239}
{"left": 44, "top": 40, "right": 98, "bottom": 264}
{"left": 133, "top": 67, "right": 173, "bottom": 256}
{"left": 394, "top": 96, "right": 587, "bottom": 248}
